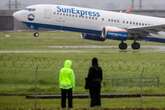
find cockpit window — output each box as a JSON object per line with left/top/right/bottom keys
{"left": 25, "top": 8, "right": 36, "bottom": 11}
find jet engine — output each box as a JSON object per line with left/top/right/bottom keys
{"left": 102, "top": 26, "right": 128, "bottom": 41}
{"left": 81, "top": 33, "right": 106, "bottom": 41}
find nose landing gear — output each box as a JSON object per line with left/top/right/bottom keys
{"left": 34, "top": 32, "right": 39, "bottom": 37}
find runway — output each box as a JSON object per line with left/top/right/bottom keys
{"left": 142, "top": 45, "right": 165, "bottom": 52}
{"left": 48, "top": 45, "right": 165, "bottom": 52}
{"left": 0, "top": 45, "right": 164, "bottom": 53}
{"left": 0, "top": 50, "right": 85, "bottom": 53}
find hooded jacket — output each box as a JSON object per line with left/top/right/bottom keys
{"left": 59, "top": 60, "right": 75, "bottom": 89}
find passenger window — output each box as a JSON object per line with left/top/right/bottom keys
{"left": 139, "top": 23, "right": 141, "bottom": 26}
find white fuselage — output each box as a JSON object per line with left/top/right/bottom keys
{"left": 13, "top": 4, "right": 165, "bottom": 34}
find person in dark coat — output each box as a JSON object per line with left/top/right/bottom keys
{"left": 87, "top": 57, "right": 103, "bottom": 107}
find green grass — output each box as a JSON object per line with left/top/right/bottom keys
{"left": 0, "top": 52, "right": 165, "bottom": 94}
{"left": 0, "top": 31, "right": 164, "bottom": 50}
{"left": 0, "top": 52, "right": 165, "bottom": 93}
{"left": 0, "top": 31, "right": 165, "bottom": 108}
{"left": 0, "top": 96, "right": 165, "bottom": 109}
{"left": 0, "top": 31, "right": 109, "bottom": 50}
{"left": 0, "top": 32, "right": 165, "bottom": 94}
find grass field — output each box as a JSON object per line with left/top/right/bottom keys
{"left": 0, "top": 96, "right": 165, "bottom": 110}
{"left": 0, "top": 31, "right": 165, "bottom": 109}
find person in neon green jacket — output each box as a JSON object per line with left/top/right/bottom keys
{"left": 59, "top": 60, "right": 75, "bottom": 109}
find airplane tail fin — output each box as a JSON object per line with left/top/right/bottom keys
{"left": 126, "top": 6, "right": 133, "bottom": 13}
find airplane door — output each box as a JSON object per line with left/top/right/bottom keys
{"left": 55, "top": 13, "right": 65, "bottom": 30}
{"left": 43, "top": 8, "right": 65, "bottom": 23}
{"left": 56, "top": 16, "right": 65, "bottom": 23}
{"left": 44, "top": 9, "right": 52, "bottom": 19}
{"left": 43, "top": 8, "right": 65, "bottom": 31}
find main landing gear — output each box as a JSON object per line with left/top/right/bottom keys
{"left": 119, "top": 41, "right": 141, "bottom": 50}
{"left": 131, "top": 42, "right": 140, "bottom": 50}
{"left": 119, "top": 41, "right": 128, "bottom": 50}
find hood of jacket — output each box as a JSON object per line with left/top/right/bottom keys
{"left": 64, "top": 60, "right": 72, "bottom": 68}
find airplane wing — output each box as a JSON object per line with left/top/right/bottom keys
{"left": 128, "top": 24, "right": 165, "bottom": 35}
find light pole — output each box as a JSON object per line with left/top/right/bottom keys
{"left": 132, "top": 0, "right": 134, "bottom": 9}
{"left": 9, "top": 0, "right": 11, "bottom": 10}
{"left": 139, "top": 0, "right": 142, "bottom": 9}
{"left": 15, "top": 0, "right": 18, "bottom": 10}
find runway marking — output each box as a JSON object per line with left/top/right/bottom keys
{"left": 0, "top": 45, "right": 164, "bottom": 53}
{"left": 48, "top": 45, "right": 165, "bottom": 49}
{"left": 0, "top": 50, "right": 86, "bottom": 53}
{"left": 48, "top": 45, "right": 165, "bottom": 52}
{"left": 48, "top": 45, "right": 116, "bottom": 49}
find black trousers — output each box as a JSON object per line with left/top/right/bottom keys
{"left": 61, "top": 88, "right": 73, "bottom": 108}
{"left": 89, "top": 87, "right": 101, "bottom": 107}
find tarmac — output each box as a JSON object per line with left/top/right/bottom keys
{"left": 0, "top": 45, "right": 164, "bottom": 53}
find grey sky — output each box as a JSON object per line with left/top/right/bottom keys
{"left": 1, "top": 0, "right": 165, "bottom": 10}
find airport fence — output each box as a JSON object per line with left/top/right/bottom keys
{"left": 0, "top": 55, "right": 165, "bottom": 109}
{"left": 104, "top": 76, "right": 160, "bottom": 87}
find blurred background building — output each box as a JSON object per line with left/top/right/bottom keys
{"left": 1, "top": 0, "right": 165, "bottom": 10}
{"left": 1, "top": 0, "right": 165, "bottom": 31}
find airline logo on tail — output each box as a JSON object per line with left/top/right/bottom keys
{"left": 56, "top": 6, "right": 101, "bottom": 17}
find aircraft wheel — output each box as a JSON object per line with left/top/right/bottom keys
{"left": 34, "top": 32, "right": 39, "bottom": 37}
{"left": 131, "top": 42, "right": 140, "bottom": 50}
{"left": 119, "top": 42, "right": 128, "bottom": 50}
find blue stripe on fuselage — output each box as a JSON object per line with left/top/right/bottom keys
{"left": 23, "top": 22, "right": 101, "bottom": 35}
{"left": 143, "top": 36, "right": 165, "bottom": 43}
{"left": 22, "top": 22, "right": 165, "bottom": 43}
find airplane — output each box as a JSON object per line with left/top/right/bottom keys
{"left": 13, "top": 4, "right": 165, "bottom": 50}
